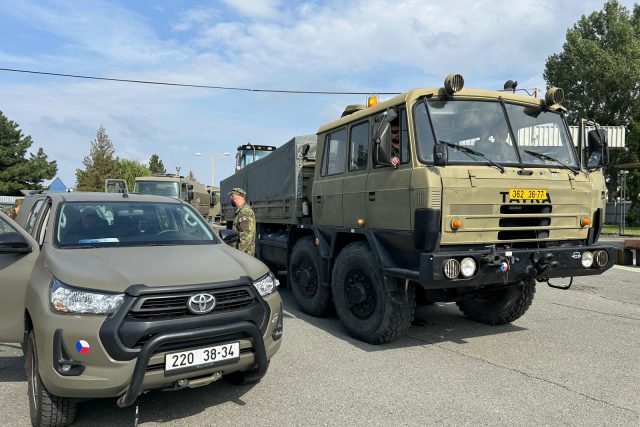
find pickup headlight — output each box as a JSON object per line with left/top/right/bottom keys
{"left": 252, "top": 272, "right": 280, "bottom": 297}
{"left": 50, "top": 278, "right": 124, "bottom": 315}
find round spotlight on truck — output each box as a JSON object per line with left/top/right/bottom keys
{"left": 460, "top": 257, "right": 477, "bottom": 278}
{"left": 581, "top": 251, "right": 594, "bottom": 268}
{"left": 444, "top": 74, "right": 464, "bottom": 94}
{"left": 442, "top": 258, "right": 460, "bottom": 279}
{"left": 594, "top": 250, "right": 609, "bottom": 268}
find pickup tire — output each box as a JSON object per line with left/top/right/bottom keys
{"left": 26, "top": 331, "right": 76, "bottom": 427}
{"left": 456, "top": 279, "right": 535, "bottom": 325}
{"left": 331, "top": 242, "right": 415, "bottom": 344}
{"left": 289, "top": 236, "right": 333, "bottom": 316}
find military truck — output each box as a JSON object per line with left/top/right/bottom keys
{"left": 133, "top": 174, "right": 212, "bottom": 219}
{"left": 221, "top": 74, "right": 615, "bottom": 344}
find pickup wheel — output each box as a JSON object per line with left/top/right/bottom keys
{"left": 289, "top": 237, "right": 333, "bottom": 316}
{"left": 331, "top": 242, "right": 415, "bottom": 344}
{"left": 26, "top": 331, "right": 76, "bottom": 427}
{"left": 456, "top": 279, "right": 536, "bottom": 325}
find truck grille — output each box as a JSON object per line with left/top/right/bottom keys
{"left": 128, "top": 288, "right": 255, "bottom": 320}
{"left": 498, "top": 204, "right": 551, "bottom": 240}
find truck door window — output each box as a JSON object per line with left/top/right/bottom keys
{"left": 349, "top": 121, "right": 369, "bottom": 171}
{"left": 374, "top": 107, "right": 408, "bottom": 168}
{"left": 321, "top": 128, "right": 347, "bottom": 176}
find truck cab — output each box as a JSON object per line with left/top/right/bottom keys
{"left": 235, "top": 144, "right": 276, "bottom": 171}
{"left": 133, "top": 174, "right": 211, "bottom": 219}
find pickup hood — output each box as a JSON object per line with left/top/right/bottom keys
{"left": 44, "top": 244, "right": 268, "bottom": 293}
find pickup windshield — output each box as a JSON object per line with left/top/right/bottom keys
{"left": 415, "top": 99, "right": 578, "bottom": 169}
{"left": 133, "top": 181, "right": 180, "bottom": 198}
{"left": 55, "top": 202, "right": 215, "bottom": 248}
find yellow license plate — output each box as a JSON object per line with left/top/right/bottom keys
{"left": 508, "top": 188, "right": 547, "bottom": 200}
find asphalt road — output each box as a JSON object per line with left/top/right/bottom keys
{"left": 1, "top": 266, "right": 639, "bottom": 426}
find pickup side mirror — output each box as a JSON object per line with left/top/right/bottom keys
{"left": 587, "top": 129, "right": 609, "bottom": 169}
{"left": 219, "top": 228, "right": 239, "bottom": 244}
{"left": 433, "top": 143, "right": 448, "bottom": 166}
{"left": 0, "top": 231, "right": 32, "bottom": 253}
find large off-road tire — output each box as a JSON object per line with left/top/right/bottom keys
{"left": 331, "top": 242, "right": 415, "bottom": 344}
{"left": 456, "top": 279, "right": 536, "bottom": 325}
{"left": 26, "top": 331, "right": 76, "bottom": 427}
{"left": 289, "top": 236, "right": 334, "bottom": 316}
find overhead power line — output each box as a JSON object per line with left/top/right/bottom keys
{"left": 0, "top": 67, "right": 400, "bottom": 96}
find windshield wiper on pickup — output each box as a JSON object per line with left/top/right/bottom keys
{"left": 523, "top": 150, "right": 579, "bottom": 175}
{"left": 438, "top": 140, "right": 505, "bottom": 173}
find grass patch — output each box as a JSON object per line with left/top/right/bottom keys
{"left": 602, "top": 224, "right": 640, "bottom": 235}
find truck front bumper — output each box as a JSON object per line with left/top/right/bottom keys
{"left": 384, "top": 244, "right": 616, "bottom": 289}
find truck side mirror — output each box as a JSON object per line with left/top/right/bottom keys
{"left": 587, "top": 129, "right": 608, "bottom": 169}
{"left": 433, "top": 143, "right": 448, "bottom": 166}
{"left": 188, "top": 190, "right": 194, "bottom": 201}
{"left": 372, "top": 108, "right": 398, "bottom": 167}
{"left": 188, "top": 184, "right": 194, "bottom": 190}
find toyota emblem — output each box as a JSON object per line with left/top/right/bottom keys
{"left": 187, "top": 293, "right": 216, "bottom": 314}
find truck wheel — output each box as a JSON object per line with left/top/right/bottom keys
{"left": 456, "top": 279, "right": 536, "bottom": 325}
{"left": 289, "top": 237, "right": 333, "bottom": 316}
{"left": 26, "top": 331, "right": 76, "bottom": 427}
{"left": 331, "top": 242, "right": 415, "bottom": 344}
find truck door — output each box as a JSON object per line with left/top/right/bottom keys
{"left": 366, "top": 108, "right": 412, "bottom": 230}
{"left": 343, "top": 121, "right": 370, "bottom": 228}
{"left": 314, "top": 128, "right": 346, "bottom": 226}
{"left": 0, "top": 211, "right": 39, "bottom": 342}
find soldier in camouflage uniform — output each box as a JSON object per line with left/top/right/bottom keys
{"left": 229, "top": 187, "right": 256, "bottom": 256}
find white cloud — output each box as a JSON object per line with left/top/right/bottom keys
{"left": 221, "top": 0, "right": 282, "bottom": 19}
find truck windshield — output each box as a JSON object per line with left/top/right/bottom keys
{"left": 237, "top": 149, "right": 273, "bottom": 170}
{"left": 416, "top": 99, "right": 578, "bottom": 169}
{"left": 133, "top": 181, "right": 180, "bottom": 198}
{"left": 55, "top": 202, "right": 215, "bottom": 248}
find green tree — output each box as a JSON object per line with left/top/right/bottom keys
{"left": 148, "top": 153, "right": 166, "bottom": 174}
{"left": 75, "top": 127, "right": 120, "bottom": 192}
{"left": 544, "top": 0, "right": 640, "bottom": 224}
{"left": 0, "top": 111, "right": 57, "bottom": 195}
{"left": 118, "top": 159, "right": 150, "bottom": 192}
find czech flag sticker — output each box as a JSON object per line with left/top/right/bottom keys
{"left": 75, "top": 340, "right": 90, "bottom": 354}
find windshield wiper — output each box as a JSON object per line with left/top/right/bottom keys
{"left": 438, "top": 140, "right": 505, "bottom": 173}
{"left": 523, "top": 150, "right": 579, "bottom": 175}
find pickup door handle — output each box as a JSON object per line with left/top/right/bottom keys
{"left": 368, "top": 192, "right": 375, "bottom": 201}
{"left": 316, "top": 196, "right": 322, "bottom": 203}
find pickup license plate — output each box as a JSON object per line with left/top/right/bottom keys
{"left": 508, "top": 188, "right": 547, "bottom": 201}
{"left": 165, "top": 342, "right": 239, "bottom": 373}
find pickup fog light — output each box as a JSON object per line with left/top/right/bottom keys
{"left": 460, "top": 257, "right": 477, "bottom": 278}
{"left": 442, "top": 258, "right": 460, "bottom": 279}
{"left": 50, "top": 278, "right": 124, "bottom": 315}
{"left": 594, "top": 250, "right": 609, "bottom": 268}
{"left": 581, "top": 251, "right": 594, "bottom": 268}
{"left": 253, "top": 272, "right": 280, "bottom": 297}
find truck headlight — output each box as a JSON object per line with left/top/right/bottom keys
{"left": 252, "top": 272, "right": 280, "bottom": 297}
{"left": 50, "top": 278, "right": 124, "bottom": 315}
{"left": 581, "top": 251, "right": 594, "bottom": 268}
{"left": 460, "top": 257, "right": 477, "bottom": 278}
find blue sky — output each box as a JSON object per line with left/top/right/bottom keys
{"left": 0, "top": 0, "right": 637, "bottom": 188}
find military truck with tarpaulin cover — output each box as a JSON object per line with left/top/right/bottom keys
{"left": 133, "top": 174, "right": 213, "bottom": 219}
{"left": 221, "top": 74, "right": 615, "bottom": 344}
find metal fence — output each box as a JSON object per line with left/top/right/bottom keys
{"left": 605, "top": 201, "right": 632, "bottom": 225}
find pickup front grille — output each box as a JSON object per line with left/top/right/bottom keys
{"left": 128, "top": 288, "right": 255, "bottom": 320}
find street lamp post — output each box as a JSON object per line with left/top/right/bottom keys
{"left": 195, "top": 152, "right": 230, "bottom": 187}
